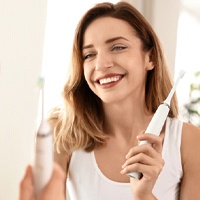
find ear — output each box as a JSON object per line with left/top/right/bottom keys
{"left": 145, "top": 50, "right": 154, "bottom": 71}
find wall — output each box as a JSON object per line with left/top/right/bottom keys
{"left": 149, "top": 0, "right": 180, "bottom": 75}
{"left": 126, "top": 0, "right": 180, "bottom": 75}
{"left": 0, "top": 0, "right": 47, "bottom": 199}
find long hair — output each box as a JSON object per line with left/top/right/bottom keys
{"left": 49, "top": 1, "right": 178, "bottom": 154}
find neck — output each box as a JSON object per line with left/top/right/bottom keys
{"left": 102, "top": 98, "right": 153, "bottom": 141}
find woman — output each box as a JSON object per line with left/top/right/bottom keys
{"left": 19, "top": 1, "right": 200, "bottom": 200}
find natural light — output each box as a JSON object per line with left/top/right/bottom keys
{"left": 41, "top": 0, "right": 200, "bottom": 123}
{"left": 41, "top": 0, "right": 119, "bottom": 115}
{"left": 175, "top": 0, "right": 200, "bottom": 122}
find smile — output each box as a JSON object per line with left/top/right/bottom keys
{"left": 98, "top": 75, "right": 123, "bottom": 85}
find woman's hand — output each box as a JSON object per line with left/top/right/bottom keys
{"left": 120, "top": 133, "right": 165, "bottom": 199}
{"left": 19, "top": 163, "right": 66, "bottom": 200}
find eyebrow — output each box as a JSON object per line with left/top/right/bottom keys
{"left": 82, "top": 36, "right": 129, "bottom": 50}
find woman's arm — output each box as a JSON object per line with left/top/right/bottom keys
{"left": 54, "top": 149, "right": 71, "bottom": 179}
{"left": 54, "top": 149, "right": 71, "bottom": 198}
{"left": 179, "top": 122, "right": 200, "bottom": 199}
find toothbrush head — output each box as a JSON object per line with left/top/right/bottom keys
{"left": 179, "top": 70, "right": 186, "bottom": 79}
{"left": 164, "top": 69, "right": 186, "bottom": 105}
{"left": 37, "top": 76, "right": 45, "bottom": 89}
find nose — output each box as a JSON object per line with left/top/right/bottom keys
{"left": 95, "top": 53, "right": 113, "bottom": 71}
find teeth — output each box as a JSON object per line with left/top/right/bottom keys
{"left": 99, "top": 76, "right": 121, "bottom": 85}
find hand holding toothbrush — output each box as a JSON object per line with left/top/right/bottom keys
{"left": 121, "top": 131, "right": 164, "bottom": 199}
{"left": 19, "top": 163, "right": 66, "bottom": 200}
{"left": 127, "top": 70, "right": 185, "bottom": 180}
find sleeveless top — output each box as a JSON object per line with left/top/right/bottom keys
{"left": 66, "top": 117, "right": 183, "bottom": 200}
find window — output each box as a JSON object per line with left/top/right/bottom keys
{"left": 41, "top": 0, "right": 119, "bottom": 115}
{"left": 175, "top": 0, "right": 200, "bottom": 120}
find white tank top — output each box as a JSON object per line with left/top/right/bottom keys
{"left": 67, "top": 117, "right": 183, "bottom": 200}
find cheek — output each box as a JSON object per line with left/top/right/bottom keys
{"left": 83, "top": 66, "right": 98, "bottom": 96}
{"left": 83, "top": 64, "right": 89, "bottom": 80}
{"left": 83, "top": 66, "right": 93, "bottom": 87}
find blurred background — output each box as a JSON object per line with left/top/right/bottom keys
{"left": 0, "top": 0, "right": 199, "bottom": 199}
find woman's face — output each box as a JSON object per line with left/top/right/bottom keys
{"left": 82, "top": 17, "right": 153, "bottom": 104}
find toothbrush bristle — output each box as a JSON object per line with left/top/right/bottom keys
{"left": 164, "top": 69, "right": 186, "bottom": 105}
{"left": 37, "top": 77, "right": 45, "bottom": 89}
{"left": 179, "top": 70, "right": 186, "bottom": 79}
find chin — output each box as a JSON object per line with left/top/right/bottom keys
{"left": 100, "top": 96, "right": 122, "bottom": 104}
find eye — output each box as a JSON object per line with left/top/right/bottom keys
{"left": 83, "top": 53, "right": 96, "bottom": 60}
{"left": 112, "top": 45, "right": 127, "bottom": 51}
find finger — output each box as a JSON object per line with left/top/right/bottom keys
{"left": 126, "top": 144, "right": 161, "bottom": 160}
{"left": 38, "top": 163, "right": 66, "bottom": 200}
{"left": 122, "top": 152, "right": 159, "bottom": 170}
{"left": 19, "top": 165, "right": 34, "bottom": 200}
{"left": 137, "top": 133, "right": 163, "bottom": 153}
{"left": 121, "top": 152, "right": 164, "bottom": 176}
{"left": 121, "top": 161, "right": 164, "bottom": 181}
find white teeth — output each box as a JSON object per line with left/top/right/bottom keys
{"left": 99, "top": 76, "right": 121, "bottom": 85}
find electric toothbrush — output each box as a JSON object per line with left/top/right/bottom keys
{"left": 127, "top": 70, "right": 186, "bottom": 179}
{"left": 33, "top": 77, "right": 53, "bottom": 197}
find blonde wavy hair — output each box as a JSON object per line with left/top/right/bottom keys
{"left": 49, "top": 1, "right": 178, "bottom": 154}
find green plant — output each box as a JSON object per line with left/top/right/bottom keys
{"left": 184, "top": 71, "right": 200, "bottom": 127}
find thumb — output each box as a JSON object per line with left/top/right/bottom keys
{"left": 19, "top": 165, "right": 34, "bottom": 200}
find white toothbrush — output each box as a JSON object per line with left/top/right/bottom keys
{"left": 127, "top": 70, "right": 185, "bottom": 179}
{"left": 33, "top": 77, "right": 53, "bottom": 197}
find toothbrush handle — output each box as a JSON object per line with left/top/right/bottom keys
{"left": 33, "top": 121, "right": 53, "bottom": 197}
{"left": 127, "top": 103, "right": 170, "bottom": 179}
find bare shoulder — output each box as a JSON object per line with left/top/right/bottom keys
{"left": 181, "top": 122, "right": 200, "bottom": 166}
{"left": 182, "top": 122, "right": 200, "bottom": 146}
{"left": 180, "top": 122, "right": 200, "bottom": 198}
{"left": 54, "top": 150, "right": 71, "bottom": 177}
